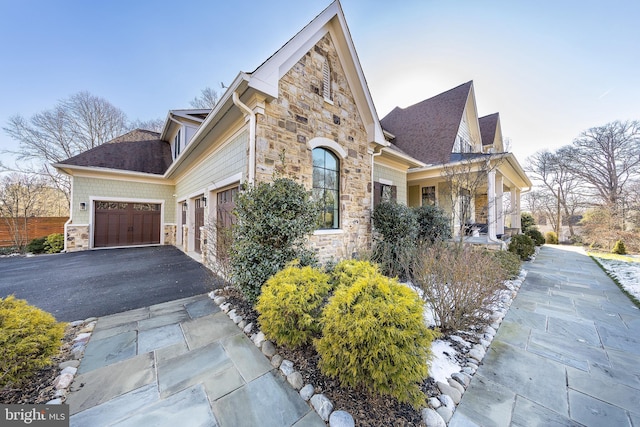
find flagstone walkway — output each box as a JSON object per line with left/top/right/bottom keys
{"left": 450, "top": 245, "right": 640, "bottom": 427}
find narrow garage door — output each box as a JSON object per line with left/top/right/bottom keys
{"left": 94, "top": 201, "right": 161, "bottom": 248}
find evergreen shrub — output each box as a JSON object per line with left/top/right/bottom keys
{"left": 508, "top": 234, "right": 535, "bottom": 260}
{"left": 256, "top": 263, "right": 331, "bottom": 347}
{"left": 545, "top": 231, "right": 559, "bottom": 245}
{"left": 525, "top": 228, "right": 545, "bottom": 246}
{"left": 0, "top": 296, "right": 65, "bottom": 388}
{"left": 330, "top": 259, "right": 380, "bottom": 289}
{"left": 372, "top": 202, "right": 418, "bottom": 279}
{"left": 26, "top": 237, "right": 47, "bottom": 254}
{"left": 44, "top": 233, "right": 64, "bottom": 254}
{"left": 316, "top": 273, "right": 437, "bottom": 408}
{"left": 230, "top": 178, "right": 319, "bottom": 303}
{"left": 491, "top": 250, "right": 522, "bottom": 280}
{"left": 413, "top": 204, "right": 451, "bottom": 244}
{"left": 521, "top": 212, "right": 536, "bottom": 233}
{"left": 612, "top": 240, "right": 627, "bottom": 255}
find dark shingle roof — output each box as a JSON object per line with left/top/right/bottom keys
{"left": 479, "top": 113, "right": 499, "bottom": 147}
{"left": 60, "top": 129, "right": 172, "bottom": 175}
{"left": 380, "top": 81, "right": 472, "bottom": 165}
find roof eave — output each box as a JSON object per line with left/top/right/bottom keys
{"left": 52, "top": 163, "right": 168, "bottom": 181}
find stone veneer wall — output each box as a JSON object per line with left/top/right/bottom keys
{"left": 66, "top": 224, "right": 90, "bottom": 252}
{"left": 255, "top": 33, "right": 372, "bottom": 262}
{"left": 164, "top": 225, "right": 177, "bottom": 246}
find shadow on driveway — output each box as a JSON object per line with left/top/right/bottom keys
{"left": 0, "top": 246, "right": 221, "bottom": 321}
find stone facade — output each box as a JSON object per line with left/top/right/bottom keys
{"left": 164, "top": 225, "right": 177, "bottom": 246}
{"left": 255, "top": 34, "right": 373, "bottom": 262}
{"left": 66, "top": 225, "right": 90, "bottom": 252}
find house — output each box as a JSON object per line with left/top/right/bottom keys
{"left": 380, "top": 81, "right": 532, "bottom": 245}
{"left": 54, "top": 1, "right": 530, "bottom": 268}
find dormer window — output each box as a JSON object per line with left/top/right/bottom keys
{"left": 322, "top": 57, "right": 332, "bottom": 102}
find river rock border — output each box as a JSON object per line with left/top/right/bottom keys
{"left": 46, "top": 317, "right": 98, "bottom": 405}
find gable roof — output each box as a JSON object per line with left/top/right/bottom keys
{"left": 479, "top": 113, "right": 500, "bottom": 147}
{"left": 380, "top": 81, "right": 473, "bottom": 165}
{"left": 245, "top": 0, "right": 387, "bottom": 146}
{"left": 59, "top": 129, "right": 172, "bottom": 175}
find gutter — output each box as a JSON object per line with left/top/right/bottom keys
{"left": 232, "top": 92, "right": 256, "bottom": 184}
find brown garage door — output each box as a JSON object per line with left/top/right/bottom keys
{"left": 94, "top": 201, "right": 161, "bottom": 248}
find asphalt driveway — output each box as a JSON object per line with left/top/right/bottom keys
{"left": 0, "top": 246, "right": 220, "bottom": 322}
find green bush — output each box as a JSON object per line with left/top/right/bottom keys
{"left": 256, "top": 263, "right": 331, "bottom": 347}
{"left": 372, "top": 202, "right": 418, "bottom": 279}
{"left": 525, "top": 228, "right": 545, "bottom": 246}
{"left": 0, "top": 295, "right": 65, "bottom": 388}
{"left": 26, "top": 237, "right": 47, "bottom": 254}
{"left": 521, "top": 212, "right": 536, "bottom": 233}
{"left": 44, "top": 233, "right": 64, "bottom": 254}
{"left": 612, "top": 240, "right": 627, "bottom": 255}
{"left": 413, "top": 204, "right": 451, "bottom": 244}
{"left": 491, "top": 250, "right": 522, "bottom": 280}
{"left": 230, "top": 178, "right": 319, "bottom": 303}
{"left": 508, "top": 234, "right": 535, "bottom": 260}
{"left": 330, "top": 259, "right": 380, "bottom": 289}
{"left": 545, "top": 231, "right": 559, "bottom": 245}
{"left": 316, "top": 273, "right": 437, "bottom": 408}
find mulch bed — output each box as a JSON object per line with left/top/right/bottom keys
{"left": 222, "top": 287, "right": 440, "bottom": 426}
{"left": 0, "top": 323, "right": 81, "bottom": 404}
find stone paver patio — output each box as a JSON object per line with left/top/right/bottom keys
{"left": 66, "top": 294, "right": 323, "bottom": 427}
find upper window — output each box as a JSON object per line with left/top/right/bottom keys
{"left": 174, "top": 129, "right": 182, "bottom": 159}
{"left": 313, "top": 147, "right": 339, "bottom": 229}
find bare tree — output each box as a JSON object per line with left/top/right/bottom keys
{"left": 526, "top": 148, "right": 586, "bottom": 238}
{"left": 129, "top": 118, "right": 165, "bottom": 133}
{"left": 3, "top": 91, "right": 131, "bottom": 199}
{"left": 0, "top": 173, "right": 48, "bottom": 250}
{"left": 564, "top": 120, "right": 640, "bottom": 212}
{"left": 189, "top": 87, "right": 219, "bottom": 109}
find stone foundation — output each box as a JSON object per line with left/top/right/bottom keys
{"left": 66, "top": 224, "right": 90, "bottom": 252}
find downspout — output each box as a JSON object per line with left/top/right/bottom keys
{"left": 370, "top": 147, "right": 384, "bottom": 212}
{"left": 232, "top": 92, "right": 256, "bottom": 184}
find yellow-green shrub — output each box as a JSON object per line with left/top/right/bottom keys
{"left": 545, "top": 231, "right": 559, "bottom": 244}
{"left": 331, "top": 259, "right": 380, "bottom": 288}
{"left": 0, "top": 296, "right": 65, "bottom": 388}
{"left": 256, "top": 264, "right": 331, "bottom": 347}
{"left": 316, "top": 274, "right": 438, "bottom": 408}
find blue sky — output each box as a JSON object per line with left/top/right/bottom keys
{"left": 1, "top": 0, "right": 639, "bottom": 167}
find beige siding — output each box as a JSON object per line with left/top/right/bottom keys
{"left": 373, "top": 164, "right": 407, "bottom": 205}
{"left": 71, "top": 177, "right": 175, "bottom": 223}
{"left": 175, "top": 130, "right": 248, "bottom": 198}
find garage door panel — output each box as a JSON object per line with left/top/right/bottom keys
{"left": 94, "top": 202, "right": 160, "bottom": 248}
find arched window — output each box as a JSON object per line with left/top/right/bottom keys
{"left": 313, "top": 147, "right": 340, "bottom": 229}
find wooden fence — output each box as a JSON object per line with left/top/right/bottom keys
{"left": 0, "top": 217, "right": 68, "bottom": 247}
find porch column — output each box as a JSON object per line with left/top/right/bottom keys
{"left": 487, "top": 170, "right": 497, "bottom": 240}
{"left": 510, "top": 188, "right": 521, "bottom": 231}
{"left": 496, "top": 174, "right": 504, "bottom": 236}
